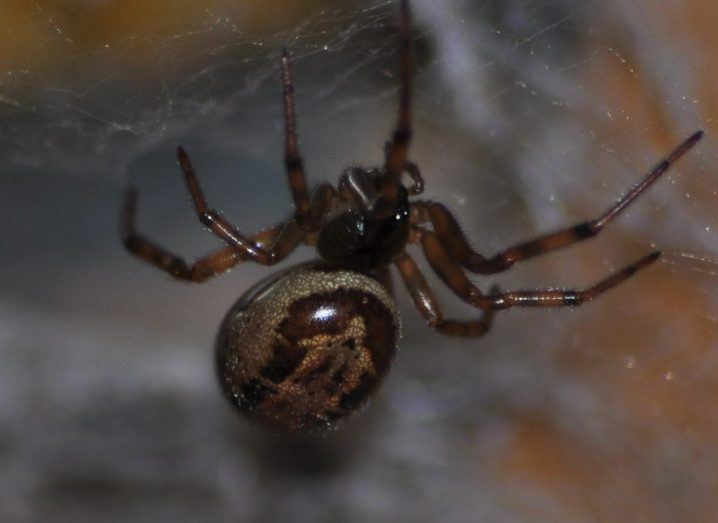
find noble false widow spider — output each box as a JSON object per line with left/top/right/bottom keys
{"left": 122, "top": 0, "right": 703, "bottom": 431}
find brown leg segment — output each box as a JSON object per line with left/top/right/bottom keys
{"left": 374, "top": 266, "right": 395, "bottom": 301}
{"left": 414, "top": 227, "right": 486, "bottom": 308}
{"left": 383, "top": 140, "right": 424, "bottom": 196}
{"left": 413, "top": 130, "right": 703, "bottom": 275}
{"left": 122, "top": 189, "right": 301, "bottom": 282}
{"left": 176, "top": 146, "right": 275, "bottom": 263}
{"left": 487, "top": 251, "right": 661, "bottom": 310}
{"left": 394, "top": 251, "right": 495, "bottom": 337}
{"left": 309, "top": 183, "right": 338, "bottom": 224}
{"left": 121, "top": 171, "right": 336, "bottom": 281}
{"left": 281, "top": 48, "right": 313, "bottom": 231}
{"left": 414, "top": 225, "right": 661, "bottom": 312}
{"left": 381, "top": 0, "right": 412, "bottom": 203}
{"left": 405, "top": 161, "right": 424, "bottom": 195}
{"left": 303, "top": 183, "right": 339, "bottom": 246}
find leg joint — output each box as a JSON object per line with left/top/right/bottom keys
{"left": 284, "top": 156, "right": 303, "bottom": 170}
{"left": 199, "top": 211, "right": 215, "bottom": 228}
{"left": 575, "top": 221, "right": 600, "bottom": 238}
{"left": 563, "top": 292, "right": 583, "bottom": 306}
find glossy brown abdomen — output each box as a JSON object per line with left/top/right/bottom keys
{"left": 215, "top": 265, "right": 400, "bottom": 432}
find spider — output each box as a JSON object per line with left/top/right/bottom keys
{"left": 122, "top": 0, "right": 703, "bottom": 432}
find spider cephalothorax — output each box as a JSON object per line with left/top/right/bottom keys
{"left": 318, "top": 166, "right": 412, "bottom": 271}
{"left": 122, "top": 0, "right": 703, "bottom": 431}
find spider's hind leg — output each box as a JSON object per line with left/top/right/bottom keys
{"left": 412, "top": 131, "right": 703, "bottom": 275}
{"left": 486, "top": 251, "right": 661, "bottom": 310}
{"left": 394, "top": 250, "right": 495, "bottom": 338}
{"left": 414, "top": 224, "right": 661, "bottom": 314}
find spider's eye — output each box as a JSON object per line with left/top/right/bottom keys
{"left": 215, "top": 265, "right": 400, "bottom": 432}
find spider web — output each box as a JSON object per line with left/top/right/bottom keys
{"left": 1, "top": 0, "right": 717, "bottom": 522}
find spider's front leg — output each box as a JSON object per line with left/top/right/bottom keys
{"left": 383, "top": 141, "right": 424, "bottom": 196}
{"left": 382, "top": 0, "right": 413, "bottom": 204}
{"left": 280, "top": 48, "right": 315, "bottom": 231}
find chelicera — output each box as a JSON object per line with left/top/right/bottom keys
{"left": 122, "top": 0, "right": 703, "bottom": 432}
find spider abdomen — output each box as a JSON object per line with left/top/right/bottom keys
{"left": 215, "top": 264, "right": 400, "bottom": 432}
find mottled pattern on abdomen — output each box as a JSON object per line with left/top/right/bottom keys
{"left": 215, "top": 266, "right": 400, "bottom": 432}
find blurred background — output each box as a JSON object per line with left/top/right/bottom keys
{"left": 2, "top": 0, "right": 717, "bottom": 521}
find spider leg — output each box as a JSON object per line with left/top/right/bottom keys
{"left": 486, "top": 251, "right": 661, "bottom": 310}
{"left": 394, "top": 251, "right": 495, "bottom": 337}
{"left": 123, "top": 188, "right": 286, "bottom": 281}
{"left": 374, "top": 266, "right": 395, "bottom": 301}
{"left": 309, "top": 183, "right": 338, "bottom": 225}
{"left": 123, "top": 173, "right": 338, "bottom": 279}
{"left": 281, "top": 48, "right": 314, "bottom": 231}
{"left": 413, "top": 224, "right": 661, "bottom": 311}
{"left": 122, "top": 188, "right": 303, "bottom": 281}
{"left": 383, "top": 141, "right": 424, "bottom": 195}
{"left": 405, "top": 161, "right": 424, "bottom": 195}
{"left": 177, "top": 146, "right": 297, "bottom": 264}
{"left": 381, "top": 0, "right": 412, "bottom": 203}
{"left": 412, "top": 131, "right": 703, "bottom": 275}
{"left": 302, "top": 183, "right": 338, "bottom": 246}
{"left": 410, "top": 226, "right": 487, "bottom": 308}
